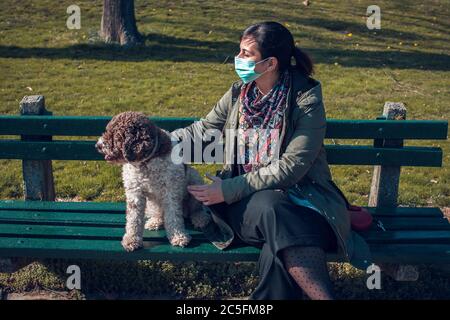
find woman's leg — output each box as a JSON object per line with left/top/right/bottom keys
{"left": 250, "top": 242, "right": 304, "bottom": 299}
{"left": 281, "top": 246, "right": 335, "bottom": 300}
{"left": 223, "top": 189, "right": 337, "bottom": 300}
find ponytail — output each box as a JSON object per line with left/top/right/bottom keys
{"left": 292, "top": 46, "right": 314, "bottom": 76}
{"left": 240, "top": 22, "right": 314, "bottom": 76}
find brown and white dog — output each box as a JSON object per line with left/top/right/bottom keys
{"left": 96, "top": 111, "right": 210, "bottom": 251}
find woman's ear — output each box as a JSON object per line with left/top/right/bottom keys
{"left": 268, "top": 57, "right": 279, "bottom": 72}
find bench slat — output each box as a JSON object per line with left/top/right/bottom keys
{"left": 0, "top": 237, "right": 449, "bottom": 264}
{"left": 0, "top": 223, "right": 203, "bottom": 240}
{"left": 0, "top": 116, "right": 447, "bottom": 140}
{"left": 0, "top": 200, "right": 125, "bottom": 213}
{"left": 361, "top": 230, "right": 450, "bottom": 243}
{"left": 0, "top": 209, "right": 124, "bottom": 225}
{"left": 0, "top": 237, "right": 261, "bottom": 262}
{"left": 325, "top": 145, "right": 442, "bottom": 167}
{"left": 326, "top": 119, "right": 448, "bottom": 139}
{"left": 367, "top": 244, "right": 450, "bottom": 264}
{"left": 0, "top": 201, "right": 444, "bottom": 218}
{"left": 0, "top": 116, "right": 196, "bottom": 136}
{"left": 368, "top": 206, "right": 444, "bottom": 217}
{"left": 1, "top": 223, "right": 449, "bottom": 245}
{"left": 0, "top": 140, "right": 443, "bottom": 166}
{"left": 371, "top": 217, "right": 450, "bottom": 231}
{"left": 1, "top": 208, "right": 448, "bottom": 231}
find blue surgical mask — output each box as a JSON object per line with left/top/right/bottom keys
{"left": 234, "top": 56, "right": 271, "bottom": 84}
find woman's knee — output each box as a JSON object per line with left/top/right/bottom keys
{"left": 247, "top": 190, "right": 289, "bottom": 213}
{"left": 244, "top": 190, "right": 295, "bottom": 228}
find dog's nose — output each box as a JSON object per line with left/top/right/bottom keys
{"left": 95, "top": 139, "right": 103, "bottom": 152}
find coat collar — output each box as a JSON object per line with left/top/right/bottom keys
{"left": 290, "top": 68, "right": 322, "bottom": 106}
{"left": 232, "top": 68, "right": 322, "bottom": 108}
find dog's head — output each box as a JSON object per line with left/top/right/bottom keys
{"left": 96, "top": 111, "right": 171, "bottom": 165}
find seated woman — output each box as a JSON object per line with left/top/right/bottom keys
{"left": 171, "top": 21, "right": 371, "bottom": 300}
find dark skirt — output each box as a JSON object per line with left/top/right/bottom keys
{"left": 210, "top": 189, "right": 337, "bottom": 252}
{"left": 209, "top": 188, "right": 337, "bottom": 299}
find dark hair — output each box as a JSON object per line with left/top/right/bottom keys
{"left": 240, "top": 21, "right": 313, "bottom": 76}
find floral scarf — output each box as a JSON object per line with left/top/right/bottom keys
{"left": 237, "top": 69, "right": 291, "bottom": 173}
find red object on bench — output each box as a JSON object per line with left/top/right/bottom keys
{"left": 348, "top": 205, "right": 373, "bottom": 231}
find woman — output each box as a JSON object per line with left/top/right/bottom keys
{"left": 171, "top": 21, "right": 371, "bottom": 300}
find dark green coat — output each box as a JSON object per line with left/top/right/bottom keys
{"left": 171, "top": 68, "right": 372, "bottom": 270}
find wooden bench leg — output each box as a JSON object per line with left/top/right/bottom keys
{"left": 369, "top": 103, "right": 419, "bottom": 282}
{"left": 20, "top": 95, "right": 55, "bottom": 201}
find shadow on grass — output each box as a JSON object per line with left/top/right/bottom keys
{"left": 0, "top": 32, "right": 449, "bottom": 70}
{"left": 292, "top": 16, "right": 449, "bottom": 43}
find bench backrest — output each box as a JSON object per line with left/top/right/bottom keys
{"left": 0, "top": 95, "right": 448, "bottom": 206}
{"left": 0, "top": 115, "right": 447, "bottom": 166}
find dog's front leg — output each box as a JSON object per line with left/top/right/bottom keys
{"left": 162, "top": 197, "right": 191, "bottom": 247}
{"left": 144, "top": 198, "right": 164, "bottom": 230}
{"left": 122, "top": 190, "right": 146, "bottom": 252}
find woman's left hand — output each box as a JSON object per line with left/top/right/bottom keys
{"left": 187, "top": 173, "right": 224, "bottom": 206}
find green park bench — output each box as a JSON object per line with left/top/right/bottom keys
{"left": 0, "top": 95, "right": 448, "bottom": 277}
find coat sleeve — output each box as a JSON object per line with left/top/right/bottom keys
{"left": 221, "top": 93, "right": 327, "bottom": 204}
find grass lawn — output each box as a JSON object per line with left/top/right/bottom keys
{"left": 0, "top": 0, "right": 449, "bottom": 299}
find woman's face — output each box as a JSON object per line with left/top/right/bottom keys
{"left": 237, "top": 36, "right": 272, "bottom": 74}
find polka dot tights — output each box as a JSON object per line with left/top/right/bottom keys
{"left": 281, "top": 246, "right": 335, "bottom": 300}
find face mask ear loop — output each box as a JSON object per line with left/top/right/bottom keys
{"left": 255, "top": 57, "right": 271, "bottom": 65}
{"left": 255, "top": 57, "right": 272, "bottom": 77}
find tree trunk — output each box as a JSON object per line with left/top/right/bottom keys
{"left": 100, "top": 0, "right": 143, "bottom": 46}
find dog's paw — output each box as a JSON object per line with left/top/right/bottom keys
{"left": 169, "top": 233, "right": 191, "bottom": 247}
{"left": 145, "top": 217, "right": 164, "bottom": 230}
{"left": 121, "top": 234, "right": 143, "bottom": 252}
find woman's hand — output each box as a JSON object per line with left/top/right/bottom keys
{"left": 187, "top": 173, "right": 224, "bottom": 206}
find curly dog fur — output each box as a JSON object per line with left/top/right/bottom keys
{"left": 96, "top": 111, "right": 211, "bottom": 251}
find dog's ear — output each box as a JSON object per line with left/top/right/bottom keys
{"left": 123, "top": 124, "right": 156, "bottom": 162}
{"left": 153, "top": 129, "right": 173, "bottom": 157}
{"left": 123, "top": 134, "right": 138, "bottom": 162}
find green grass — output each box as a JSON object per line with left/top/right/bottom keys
{"left": 0, "top": 0, "right": 449, "bottom": 299}
{"left": 1, "top": 260, "right": 449, "bottom": 299}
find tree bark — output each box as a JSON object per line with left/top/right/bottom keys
{"left": 100, "top": 0, "right": 143, "bottom": 46}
